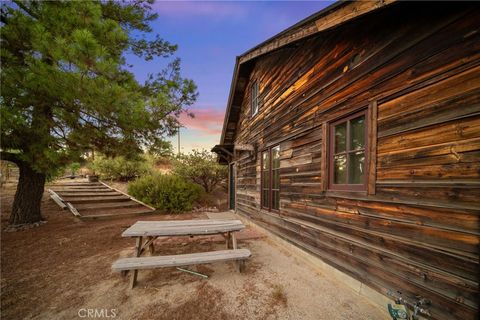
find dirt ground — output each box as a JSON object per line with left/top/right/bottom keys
{"left": 1, "top": 183, "right": 386, "bottom": 320}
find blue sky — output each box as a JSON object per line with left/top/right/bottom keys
{"left": 127, "top": 1, "right": 334, "bottom": 153}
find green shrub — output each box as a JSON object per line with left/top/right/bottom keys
{"left": 173, "top": 149, "right": 227, "bottom": 193}
{"left": 128, "top": 174, "right": 204, "bottom": 213}
{"left": 89, "top": 155, "right": 151, "bottom": 181}
{"left": 68, "top": 162, "right": 81, "bottom": 176}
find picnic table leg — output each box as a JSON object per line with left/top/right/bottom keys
{"left": 232, "top": 232, "right": 237, "bottom": 249}
{"left": 239, "top": 260, "right": 246, "bottom": 273}
{"left": 231, "top": 233, "right": 244, "bottom": 272}
{"left": 226, "top": 232, "right": 231, "bottom": 249}
{"left": 131, "top": 236, "right": 142, "bottom": 288}
{"left": 147, "top": 236, "right": 155, "bottom": 255}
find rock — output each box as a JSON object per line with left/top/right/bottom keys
{"left": 4, "top": 220, "right": 47, "bottom": 232}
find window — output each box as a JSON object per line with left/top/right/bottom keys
{"left": 250, "top": 80, "right": 259, "bottom": 116}
{"left": 261, "top": 150, "right": 269, "bottom": 208}
{"left": 329, "top": 110, "right": 367, "bottom": 191}
{"left": 261, "top": 145, "right": 280, "bottom": 210}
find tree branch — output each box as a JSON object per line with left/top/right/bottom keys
{"left": 0, "top": 13, "right": 8, "bottom": 25}
{"left": 12, "top": 0, "right": 38, "bottom": 19}
{"left": 0, "top": 151, "right": 23, "bottom": 165}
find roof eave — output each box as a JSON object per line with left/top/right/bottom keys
{"left": 218, "top": 0, "right": 398, "bottom": 146}
{"left": 237, "top": 0, "right": 347, "bottom": 60}
{"left": 219, "top": 57, "right": 240, "bottom": 145}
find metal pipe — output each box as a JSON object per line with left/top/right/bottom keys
{"left": 386, "top": 290, "right": 431, "bottom": 317}
{"left": 176, "top": 267, "right": 208, "bottom": 279}
{"left": 177, "top": 126, "right": 181, "bottom": 155}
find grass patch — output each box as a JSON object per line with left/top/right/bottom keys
{"left": 270, "top": 284, "right": 288, "bottom": 307}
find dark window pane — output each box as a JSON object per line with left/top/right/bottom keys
{"left": 262, "top": 189, "right": 269, "bottom": 208}
{"left": 262, "top": 151, "right": 269, "bottom": 170}
{"left": 350, "top": 115, "right": 365, "bottom": 150}
{"left": 272, "top": 190, "right": 280, "bottom": 210}
{"left": 348, "top": 151, "right": 365, "bottom": 184}
{"left": 262, "top": 171, "right": 269, "bottom": 188}
{"left": 334, "top": 154, "right": 347, "bottom": 184}
{"left": 272, "top": 145, "right": 280, "bottom": 169}
{"left": 272, "top": 169, "right": 280, "bottom": 189}
{"left": 335, "top": 123, "right": 346, "bottom": 153}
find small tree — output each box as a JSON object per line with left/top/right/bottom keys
{"left": 173, "top": 150, "right": 227, "bottom": 193}
{"left": 89, "top": 154, "right": 151, "bottom": 181}
{"left": 148, "top": 139, "right": 174, "bottom": 158}
{"left": 68, "top": 162, "right": 81, "bottom": 176}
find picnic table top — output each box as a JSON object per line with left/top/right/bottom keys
{"left": 122, "top": 219, "right": 246, "bottom": 237}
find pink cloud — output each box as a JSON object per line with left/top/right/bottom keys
{"left": 179, "top": 107, "right": 224, "bottom": 136}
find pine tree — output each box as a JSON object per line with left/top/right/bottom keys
{"left": 0, "top": 0, "right": 197, "bottom": 225}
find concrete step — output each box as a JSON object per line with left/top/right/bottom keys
{"left": 49, "top": 183, "right": 102, "bottom": 187}
{"left": 80, "top": 207, "right": 156, "bottom": 219}
{"left": 57, "top": 191, "right": 119, "bottom": 197}
{"left": 66, "top": 196, "right": 131, "bottom": 204}
{"left": 75, "top": 200, "right": 143, "bottom": 211}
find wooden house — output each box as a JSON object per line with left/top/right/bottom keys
{"left": 212, "top": 1, "right": 479, "bottom": 319}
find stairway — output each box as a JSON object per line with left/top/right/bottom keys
{"left": 48, "top": 180, "right": 156, "bottom": 219}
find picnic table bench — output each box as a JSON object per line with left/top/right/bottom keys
{"left": 112, "top": 219, "right": 251, "bottom": 288}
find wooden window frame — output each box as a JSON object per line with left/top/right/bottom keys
{"left": 250, "top": 80, "right": 259, "bottom": 117}
{"left": 228, "top": 162, "right": 236, "bottom": 211}
{"left": 261, "top": 149, "right": 270, "bottom": 210}
{"left": 328, "top": 109, "right": 368, "bottom": 192}
{"left": 271, "top": 145, "right": 280, "bottom": 211}
{"left": 261, "top": 145, "right": 280, "bottom": 211}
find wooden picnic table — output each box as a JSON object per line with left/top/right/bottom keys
{"left": 117, "top": 219, "right": 248, "bottom": 287}
{"left": 122, "top": 219, "right": 246, "bottom": 237}
{"left": 122, "top": 219, "right": 245, "bottom": 253}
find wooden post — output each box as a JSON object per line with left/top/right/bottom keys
{"left": 177, "top": 126, "right": 181, "bottom": 155}
{"left": 131, "top": 236, "right": 142, "bottom": 288}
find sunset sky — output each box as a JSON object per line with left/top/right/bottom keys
{"left": 127, "top": 1, "right": 333, "bottom": 153}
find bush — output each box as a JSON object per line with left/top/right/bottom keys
{"left": 128, "top": 174, "right": 204, "bottom": 213}
{"left": 173, "top": 149, "right": 227, "bottom": 193}
{"left": 89, "top": 155, "right": 151, "bottom": 181}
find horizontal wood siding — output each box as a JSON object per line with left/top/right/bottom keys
{"left": 231, "top": 3, "right": 479, "bottom": 320}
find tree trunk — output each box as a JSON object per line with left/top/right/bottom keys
{"left": 10, "top": 162, "right": 46, "bottom": 225}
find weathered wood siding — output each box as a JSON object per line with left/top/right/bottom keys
{"left": 231, "top": 3, "right": 479, "bottom": 320}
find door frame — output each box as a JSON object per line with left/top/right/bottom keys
{"left": 228, "top": 162, "right": 236, "bottom": 211}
